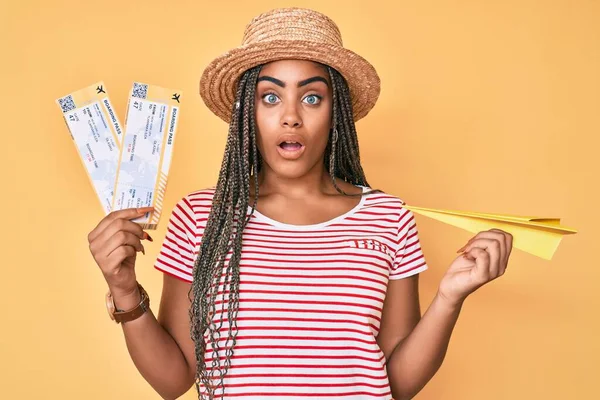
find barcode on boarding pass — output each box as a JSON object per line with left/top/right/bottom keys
{"left": 132, "top": 82, "right": 148, "bottom": 99}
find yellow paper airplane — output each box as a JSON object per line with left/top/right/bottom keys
{"left": 401, "top": 204, "right": 577, "bottom": 260}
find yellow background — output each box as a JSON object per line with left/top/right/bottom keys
{"left": 1, "top": 0, "right": 598, "bottom": 399}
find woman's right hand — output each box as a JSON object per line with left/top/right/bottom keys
{"left": 87, "top": 207, "right": 154, "bottom": 299}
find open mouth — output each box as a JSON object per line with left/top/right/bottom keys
{"left": 279, "top": 141, "right": 304, "bottom": 151}
{"left": 277, "top": 140, "right": 306, "bottom": 159}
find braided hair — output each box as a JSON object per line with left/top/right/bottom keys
{"left": 189, "top": 63, "right": 382, "bottom": 399}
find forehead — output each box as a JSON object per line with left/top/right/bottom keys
{"left": 258, "top": 59, "right": 329, "bottom": 81}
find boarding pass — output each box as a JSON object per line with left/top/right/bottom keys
{"left": 56, "top": 82, "right": 124, "bottom": 215}
{"left": 111, "top": 82, "right": 182, "bottom": 230}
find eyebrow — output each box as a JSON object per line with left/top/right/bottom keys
{"left": 257, "top": 76, "right": 329, "bottom": 88}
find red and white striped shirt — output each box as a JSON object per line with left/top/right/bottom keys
{"left": 155, "top": 186, "right": 428, "bottom": 399}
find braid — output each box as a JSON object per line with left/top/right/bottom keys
{"left": 326, "top": 65, "right": 382, "bottom": 196}
{"left": 189, "top": 63, "right": 380, "bottom": 399}
{"left": 189, "top": 65, "right": 262, "bottom": 399}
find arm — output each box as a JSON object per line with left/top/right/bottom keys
{"left": 88, "top": 202, "right": 200, "bottom": 399}
{"left": 115, "top": 274, "right": 196, "bottom": 400}
{"left": 378, "top": 275, "right": 462, "bottom": 400}
{"left": 378, "top": 229, "right": 513, "bottom": 400}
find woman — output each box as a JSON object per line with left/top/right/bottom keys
{"left": 88, "top": 8, "right": 513, "bottom": 400}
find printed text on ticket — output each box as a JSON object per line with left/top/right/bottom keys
{"left": 111, "top": 82, "right": 182, "bottom": 230}
{"left": 56, "top": 82, "right": 124, "bottom": 215}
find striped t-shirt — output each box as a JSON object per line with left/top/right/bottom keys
{"left": 154, "top": 186, "right": 429, "bottom": 399}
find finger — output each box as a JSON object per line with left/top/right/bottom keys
{"left": 88, "top": 207, "right": 154, "bottom": 243}
{"left": 465, "top": 247, "right": 492, "bottom": 284}
{"left": 502, "top": 230, "right": 514, "bottom": 264}
{"left": 105, "top": 245, "right": 137, "bottom": 271}
{"left": 90, "top": 217, "right": 148, "bottom": 258}
{"left": 456, "top": 231, "right": 489, "bottom": 253}
{"left": 505, "top": 231, "right": 513, "bottom": 272}
{"left": 461, "top": 230, "right": 506, "bottom": 263}
{"left": 103, "top": 231, "right": 145, "bottom": 259}
{"left": 463, "top": 238, "right": 501, "bottom": 278}
{"left": 91, "top": 232, "right": 145, "bottom": 271}
{"left": 458, "top": 230, "right": 506, "bottom": 254}
{"left": 489, "top": 229, "right": 513, "bottom": 273}
{"left": 104, "top": 217, "right": 147, "bottom": 245}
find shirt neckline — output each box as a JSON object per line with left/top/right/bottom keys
{"left": 247, "top": 185, "right": 369, "bottom": 230}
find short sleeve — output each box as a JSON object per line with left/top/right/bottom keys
{"left": 153, "top": 195, "right": 197, "bottom": 283}
{"left": 390, "top": 209, "right": 429, "bottom": 280}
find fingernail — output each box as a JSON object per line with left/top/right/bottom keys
{"left": 141, "top": 245, "right": 146, "bottom": 255}
{"left": 144, "top": 232, "right": 154, "bottom": 242}
{"left": 137, "top": 207, "right": 154, "bottom": 214}
{"left": 457, "top": 246, "right": 466, "bottom": 253}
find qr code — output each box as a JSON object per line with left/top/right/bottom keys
{"left": 58, "top": 95, "right": 76, "bottom": 113}
{"left": 132, "top": 82, "right": 148, "bottom": 99}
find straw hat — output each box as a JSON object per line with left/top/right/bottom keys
{"left": 199, "top": 7, "right": 381, "bottom": 123}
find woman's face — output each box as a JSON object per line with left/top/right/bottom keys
{"left": 254, "top": 59, "right": 333, "bottom": 179}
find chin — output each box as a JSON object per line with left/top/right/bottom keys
{"left": 271, "top": 163, "right": 312, "bottom": 179}
{"left": 262, "top": 157, "right": 319, "bottom": 180}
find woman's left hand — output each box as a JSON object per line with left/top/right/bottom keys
{"left": 438, "top": 229, "right": 514, "bottom": 307}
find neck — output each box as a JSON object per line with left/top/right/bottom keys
{"left": 253, "top": 159, "right": 339, "bottom": 199}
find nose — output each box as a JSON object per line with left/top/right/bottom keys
{"left": 280, "top": 103, "right": 303, "bottom": 128}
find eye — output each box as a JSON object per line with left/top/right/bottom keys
{"left": 302, "top": 94, "right": 322, "bottom": 105}
{"left": 262, "top": 92, "right": 280, "bottom": 104}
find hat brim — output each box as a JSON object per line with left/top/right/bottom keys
{"left": 199, "top": 39, "right": 381, "bottom": 123}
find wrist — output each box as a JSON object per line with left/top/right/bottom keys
{"left": 111, "top": 285, "right": 142, "bottom": 311}
{"left": 434, "top": 291, "right": 466, "bottom": 312}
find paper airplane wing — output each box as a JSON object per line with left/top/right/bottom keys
{"left": 402, "top": 205, "right": 577, "bottom": 260}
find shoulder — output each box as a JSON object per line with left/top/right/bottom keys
{"left": 167, "top": 187, "right": 216, "bottom": 228}
{"left": 186, "top": 186, "right": 217, "bottom": 201}
{"left": 363, "top": 188, "right": 416, "bottom": 228}
{"left": 363, "top": 187, "right": 407, "bottom": 211}
{"left": 175, "top": 187, "right": 217, "bottom": 211}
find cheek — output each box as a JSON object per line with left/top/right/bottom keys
{"left": 254, "top": 114, "right": 278, "bottom": 162}
{"left": 312, "top": 97, "right": 333, "bottom": 132}
{"left": 255, "top": 107, "right": 272, "bottom": 150}
{"left": 255, "top": 103, "right": 279, "bottom": 135}
{"left": 255, "top": 130, "right": 267, "bottom": 157}
{"left": 307, "top": 106, "right": 333, "bottom": 148}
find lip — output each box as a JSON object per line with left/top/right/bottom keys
{"left": 276, "top": 133, "right": 306, "bottom": 160}
{"left": 276, "top": 143, "right": 306, "bottom": 160}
